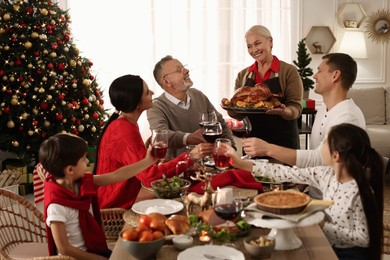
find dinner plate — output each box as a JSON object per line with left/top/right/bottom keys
{"left": 178, "top": 245, "right": 245, "bottom": 260}
{"left": 131, "top": 199, "right": 183, "bottom": 215}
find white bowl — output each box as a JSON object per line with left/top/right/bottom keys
{"left": 173, "top": 235, "right": 193, "bottom": 251}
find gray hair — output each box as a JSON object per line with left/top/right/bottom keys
{"left": 153, "top": 55, "right": 174, "bottom": 87}
{"left": 245, "top": 25, "right": 273, "bottom": 49}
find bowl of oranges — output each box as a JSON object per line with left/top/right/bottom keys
{"left": 119, "top": 214, "right": 167, "bottom": 259}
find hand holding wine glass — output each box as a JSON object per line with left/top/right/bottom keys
{"left": 213, "top": 138, "right": 231, "bottom": 171}
{"left": 231, "top": 116, "right": 252, "bottom": 138}
{"left": 151, "top": 129, "right": 168, "bottom": 159}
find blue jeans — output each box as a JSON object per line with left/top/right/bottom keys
{"left": 332, "top": 246, "right": 370, "bottom": 260}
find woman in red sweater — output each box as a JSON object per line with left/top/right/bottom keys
{"left": 94, "top": 75, "right": 213, "bottom": 209}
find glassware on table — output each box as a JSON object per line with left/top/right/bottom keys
{"left": 176, "top": 145, "right": 203, "bottom": 183}
{"left": 213, "top": 138, "right": 231, "bottom": 171}
{"left": 270, "top": 183, "right": 284, "bottom": 192}
{"left": 231, "top": 117, "right": 252, "bottom": 138}
{"left": 202, "top": 122, "right": 222, "bottom": 143}
{"left": 199, "top": 111, "right": 218, "bottom": 127}
{"left": 151, "top": 129, "right": 168, "bottom": 159}
{"left": 213, "top": 188, "right": 244, "bottom": 247}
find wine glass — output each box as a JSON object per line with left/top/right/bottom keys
{"left": 202, "top": 122, "right": 222, "bottom": 143}
{"left": 231, "top": 117, "right": 252, "bottom": 158}
{"left": 199, "top": 111, "right": 217, "bottom": 127}
{"left": 151, "top": 129, "right": 168, "bottom": 160}
{"left": 213, "top": 189, "right": 244, "bottom": 247}
{"left": 213, "top": 138, "right": 231, "bottom": 171}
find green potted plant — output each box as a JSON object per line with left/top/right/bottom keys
{"left": 293, "top": 38, "right": 315, "bottom": 99}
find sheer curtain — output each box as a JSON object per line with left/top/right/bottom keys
{"left": 65, "top": 0, "right": 300, "bottom": 140}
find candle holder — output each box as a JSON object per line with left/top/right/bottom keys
{"left": 197, "top": 224, "right": 213, "bottom": 244}
{"left": 270, "top": 183, "right": 283, "bottom": 192}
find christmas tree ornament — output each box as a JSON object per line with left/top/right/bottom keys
{"left": 84, "top": 114, "right": 89, "bottom": 119}
{"left": 3, "top": 13, "right": 11, "bottom": 20}
{"left": 31, "top": 32, "right": 39, "bottom": 38}
{"left": 12, "top": 141, "right": 19, "bottom": 147}
{"left": 21, "top": 112, "right": 28, "bottom": 119}
{"left": 43, "top": 120, "right": 50, "bottom": 127}
{"left": 78, "top": 125, "right": 84, "bottom": 132}
{"left": 7, "top": 120, "right": 15, "bottom": 128}
{"left": 40, "top": 8, "right": 48, "bottom": 16}
{"left": 10, "top": 97, "right": 18, "bottom": 105}
{"left": 91, "top": 126, "right": 96, "bottom": 132}
{"left": 24, "top": 41, "right": 32, "bottom": 49}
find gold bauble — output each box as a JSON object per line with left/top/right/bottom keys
{"left": 12, "top": 141, "right": 19, "bottom": 147}
{"left": 84, "top": 114, "right": 90, "bottom": 119}
{"left": 13, "top": 4, "right": 20, "bottom": 11}
{"left": 28, "top": 63, "right": 33, "bottom": 68}
{"left": 40, "top": 8, "right": 48, "bottom": 16}
{"left": 82, "top": 79, "right": 89, "bottom": 86}
{"left": 24, "top": 41, "right": 32, "bottom": 49}
{"left": 28, "top": 130, "right": 34, "bottom": 136}
{"left": 38, "top": 87, "right": 45, "bottom": 93}
{"left": 50, "top": 52, "right": 57, "bottom": 58}
{"left": 31, "top": 32, "right": 39, "bottom": 38}
{"left": 4, "top": 45, "right": 10, "bottom": 51}
{"left": 3, "top": 13, "right": 11, "bottom": 21}
{"left": 7, "top": 120, "right": 15, "bottom": 128}
{"left": 21, "top": 112, "right": 28, "bottom": 119}
{"left": 10, "top": 98, "right": 18, "bottom": 106}
{"left": 32, "top": 108, "right": 38, "bottom": 115}
{"left": 77, "top": 125, "right": 84, "bottom": 132}
{"left": 20, "top": 100, "right": 26, "bottom": 105}
{"left": 0, "top": 28, "right": 5, "bottom": 34}
{"left": 9, "top": 76, "right": 15, "bottom": 82}
{"left": 44, "top": 120, "right": 50, "bottom": 127}
{"left": 69, "top": 60, "right": 76, "bottom": 67}
{"left": 91, "top": 126, "right": 97, "bottom": 132}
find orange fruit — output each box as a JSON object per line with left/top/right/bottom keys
{"left": 121, "top": 227, "right": 139, "bottom": 241}
{"left": 150, "top": 219, "right": 165, "bottom": 232}
{"left": 135, "top": 223, "right": 150, "bottom": 233}
{"left": 139, "top": 215, "right": 152, "bottom": 228}
{"left": 139, "top": 230, "right": 154, "bottom": 242}
{"left": 152, "top": 230, "right": 164, "bottom": 240}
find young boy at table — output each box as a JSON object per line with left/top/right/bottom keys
{"left": 39, "top": 133, "right": 159, "bottom": 259}
{"left": 225, "top": 123, "right": 383, "bottom": 260}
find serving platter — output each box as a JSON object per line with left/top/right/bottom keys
{"left": 221, "top": 104, "right": 271, "bottom": 114}
{"left": 131, "top": 199, "right": 183, "bottom": 215}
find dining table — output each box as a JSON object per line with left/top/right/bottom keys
{"left": 109, "top": 185, "right": 338, "bottom": 260}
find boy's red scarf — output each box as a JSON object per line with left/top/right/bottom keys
{"left": 44, "top": 174, "right": 108, "bottom": 256}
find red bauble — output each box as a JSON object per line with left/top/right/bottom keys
{"left": 3, "top": 107, "right": 10, "bottom": 114}
{"left": 36, "top": 70, "right": 42, "bottom": 74}
{"left": 29, "top": 77, "right": 34, "bottom": 83}
{"left": 58, "top": 94, "right": 65, "bottom": 100}
{"left": 51, "top": 43, "right": 58, "bottom": 50}
{"left": 72, "top": 101, "right": 78, "bottom": 106}
{"left": 76, "top": 120, "right": 81, "bottom": 125}
{"left": 47, "top": 63, "right": 53, "bottom": 69}
{"left": 89, "top": 75, "right": 94, "bottom": 80}
{"left": 57, "top": 63, "right": 65, "bottom": 70}
{"left": 34, "top": 51, "right": 40, "bottom": 56}
{"left": 0, "top": 70, "right": 3, "bottom": 76}
{"left": 56, "top": 114, "right": 63, "bottom": 121}
{"left": 15, "top": 59, "right": 22, "bottom": 66}
{"left": 64, "top": 34, "right": 70, "bottom": 42}
{"left": 26, "top": 8, "right": 33, "bottom": 14}
{"left": 41, "top": 132, "right": 47, "bottom": 138}
{"left": 57, "top": 40, "right": 63, "bottom": 45}
{"left": 99, "top": 122, "right": 104, "bottom": 126}
{"left": 19, "top": 126, "right": 24, "bottom": 131}
{"left": 92, "top": 112, "right": 99, "bottom": 119}
{"left": 11, "top": 38, "right": 17, "bottom": 43}
{"left": 70, "top": 117, "right": 76, "bottom": 122}
{"left": 7, "top": 89, "right": 12, "bottom": 94}
{"left": 81, "top": 98, "right": 89, "bottom": 105}
{"left": 88, "top": 61, "right": 93, "bottom": 66}
{"left": 99, "top": 99, "right": 104, "bottom": 105}
{"left": 40, "top": 102, "right": 48, "bottom": 110}
{"left": 32, "top": 120, "right": 38, "bottom": 126}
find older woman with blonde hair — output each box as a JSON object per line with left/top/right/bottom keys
{"left": 229, "top": 25, "right": 303, "bottom": 155}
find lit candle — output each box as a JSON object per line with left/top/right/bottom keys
{"left": 199, "top": 230, "right": 211, "bottom": 243}
{"left": 270, "top": 183, "right": 283, "bottom": 192}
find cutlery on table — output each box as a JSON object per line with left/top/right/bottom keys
{"left": 203, "top": 253, "right": 231, "bottom": 260}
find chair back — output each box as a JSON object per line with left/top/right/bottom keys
{"left": 0, "top": 188, "right": 46, "bottom": 258}
{"left": 384, "top": 222, "right": 390, "bottom": 254}
{"left": 100, "top": 208, "right": 125, "bottom": 242}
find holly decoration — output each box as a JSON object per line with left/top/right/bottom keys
{"left": 0, "top": 0, "right": 107, "bottom": 164}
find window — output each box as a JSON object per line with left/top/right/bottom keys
{"left": 65, "top": 0, "right": 300, "bottom": 139}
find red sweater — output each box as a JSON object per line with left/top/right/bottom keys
{"left": 95, "top": 118, "right": 187, "bottom": 209}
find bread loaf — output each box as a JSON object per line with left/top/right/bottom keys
{"left": 165, "top": 215, "right": 190, "bottom": 235}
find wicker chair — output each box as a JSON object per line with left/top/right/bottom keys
{"left": 0, "top": 189, "right": 75, "bottom": 260}
{"left": 100, "top": 208, "right": 126, "bottom": 242}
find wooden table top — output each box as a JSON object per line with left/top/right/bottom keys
{"left": 109, "top": 186, "right": 338, "bottom": 260}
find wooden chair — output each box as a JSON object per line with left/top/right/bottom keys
{"left": 0, "top": 188, "right": 75, "bottom": 260}
{"left": 100, "top": 208, "right": 125, "bottom": 242}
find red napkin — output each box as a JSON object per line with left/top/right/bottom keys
{"left": 189, "top": 169, "right": 263, "bottom": 194}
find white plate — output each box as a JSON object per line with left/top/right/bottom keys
{"left": 178, "top": 245, "right": 245, "bottom": 260}
{"left": 131, "top": 199, "right": 183, "bottom": 215}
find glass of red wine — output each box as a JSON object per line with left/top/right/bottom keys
{"left": 213, "top": 138, "right": 231, "bottom": 171}
{"left": 202, "top": 122, "right": 222, "bottom": 143}
{"left": 213, "top": 188, "right": 244, "bottom": 247}
{"left": 199, "top": 111, "right": 217, "bottom": 127}
{"left": 151, "top": 129, "right": 168, "bottom": 160}
{"left": 231, "top": 117, "right": 252, "bottom": 158}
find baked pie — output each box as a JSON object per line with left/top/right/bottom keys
{"left": 254, "top": 190, "right": 310, "bottom": 215}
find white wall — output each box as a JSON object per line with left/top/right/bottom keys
{"left": 303, "top": 0, "right": 390, "bottom": 103}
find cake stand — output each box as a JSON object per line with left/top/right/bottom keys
{"left": 245, "top": 211, "right": 324, "bottom": 250}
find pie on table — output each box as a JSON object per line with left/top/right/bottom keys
{"left": 254, "top": 190, "right": 311, "bottom": 215}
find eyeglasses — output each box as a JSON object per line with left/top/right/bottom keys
{"left": 162, "top": 64, "right": 187, "bottom": 78}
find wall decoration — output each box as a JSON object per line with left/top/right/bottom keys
{"left": 365, "top": 9, "right": 390, "bottom": 44}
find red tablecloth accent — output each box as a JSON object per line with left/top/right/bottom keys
{"left": 189, "top": 169, "right": 262, "bottom": 194}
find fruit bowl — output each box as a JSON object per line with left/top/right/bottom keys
{"left": 119, "top": 230, "right": 165, "bottom": 259}
{"left": 150, "top": 177, "right": 191, "bottom": 199}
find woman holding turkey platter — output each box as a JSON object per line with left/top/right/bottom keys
{"left": 224, "top": 25, "right": 303, "bottom": 155}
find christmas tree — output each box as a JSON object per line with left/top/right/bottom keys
{"left": 0, "top": 0, "right": 107, "bottom": 164}
{"left": 293, "top": 38, "right": 315, "bottom": 93}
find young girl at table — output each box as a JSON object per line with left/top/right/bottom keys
{"left": 40, "top": 133, "right": 159, "bottom": 259}
{"left": 226, "top": 123, "right": 383, "bottom": 260}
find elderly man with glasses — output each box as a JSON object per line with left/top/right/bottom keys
{"left": 147, "top": 55, "right": 235, "bottom": 158}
